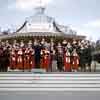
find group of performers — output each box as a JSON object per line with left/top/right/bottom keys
{"left": 0, "top": 38, "right": 93, "bottom": 72}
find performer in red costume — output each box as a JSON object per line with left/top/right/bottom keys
{"left": 41, "top": 48, "right": 45, "bottom": 69}
{"left": 29, "top": 47, "right": 35, "bottom": 70}
{"left": 28, "top": 40, "right": 35, "bottom": 70}
{"left": 10, "top": 40, "right": 19, "bottom": 70}
{"left": 17, "top": 48, "right": 23, "bottom": 70}
{"left": 41, "top": 48, "right": 50, "bottom": 71}
{"left": 24, "top": 48, "right": 30, "bottom": 70}
{"left": 64, "top": 49, "right": 71, "bottom": 72}
{"left": 10, "top": 48, "right": 16, "bottom": 70}
{"left": 72, "top": 49, "right": 79, "bottom": 72}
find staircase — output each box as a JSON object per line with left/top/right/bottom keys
{"left": 0, "top": 72, "right": 100, "bottom": 91}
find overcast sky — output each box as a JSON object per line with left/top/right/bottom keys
{"left": 0, "top": 0, "right": 100, "bottom": 41}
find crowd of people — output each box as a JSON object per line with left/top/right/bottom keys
{"left": 0, "top": 38, "right": 93, "bottom": 72}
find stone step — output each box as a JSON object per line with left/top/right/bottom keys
{"left": 0, "top": 80, "right": 100, "bottom": 84}
{"left": 0, "top": 88, "right": 100, "bottom": 91}
{"left": 0, "top": 84, "right": 100, "bottom": 88}
{"left": 1, "top": 74, "right": 100, "bottom": 77}
{"left": 0, "top": 77, "right": 100, "bottom": 80}
{"left": 0, "top": 73, "right": 100, "bottom": 91}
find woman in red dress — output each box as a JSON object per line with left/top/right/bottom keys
{"left": 17, "top": 48, "right": 23, "bottom": 70}
{"left": 24, "top": 48, "right": 30, "bottom": 70}
{"left": 41, "top": 48, "right": 45, "bottom": 69}
{"left": 29, "top": 47, "right": 35, "bottom": 70}
{"left": 10, "top": 48, "right": 17, "bottom": 70}
{"left": 64, "top": 49, "right": 71, "bottom": 72}
{"left": 72, "top": 49, "right": 79, "bottom": 72}
{"left": 41, "top": 48, "right": 50, "bottom": 71}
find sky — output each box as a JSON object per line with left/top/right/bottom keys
{"left": 0, "top": 0, "right": 100, "bottom": 41}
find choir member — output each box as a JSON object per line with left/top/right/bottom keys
{"left": 56, "top": 43, "right": 64, "bottom": 72}
{"left": 17, "top": 48, "right": 23, "bottom": 70}
{"left": 50, "top": 39, "right": 55, "bottom": 72}
{"left": 41, "top": 47, "right": 50, "bottom": 71}
{"left": 24, "top": 48, "right": 30, "bottom": 70}
{"left": 64, "top": 49, "right": 71, "bottom": 72}
{"left": 71, "top": 49, "right": 80, "bottom": 72}
{"left": 29, "top": 47, "right": 35, "bottom": 70}
{"left": 10, "top": 48, "right": 17, "bottom": 70}
{"left": 33, "top": 40, "right": 42, "bottom": 68}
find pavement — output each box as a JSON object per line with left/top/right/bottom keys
{"left": 0, "top": 91, "right": 100, "bottom": 100}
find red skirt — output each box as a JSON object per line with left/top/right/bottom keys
{"left": 17, "top": 56, "right": 23, "bottom": 70}
{"left": 64, "top": 56, "right": 71, "bottom": 72}
{"left": 10, "top": 56, "right": 16, "bottom": 69}
{"left": 24, "top": 55, "right": 30, "bottom": 69}
{"left": 29, "top": 55, "right": 35, "bottom": 69}
{"left": 41, "top": 57, "right": 50, "bottom": 71}
{"left": 72, "top": 57, "right": 79, "bottom": 70}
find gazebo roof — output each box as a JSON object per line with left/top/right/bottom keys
{"left": 0, "top": 7, "right": 85, "bottom": 40}
{"left": 16, "top": 7, "right": 77, "bottom": 35}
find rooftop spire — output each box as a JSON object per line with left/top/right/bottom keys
{"left": 35, "top": 7, "right": 45, "bottom": 15}
{"left": 34, "top": 0, "right": 46, "bottom": 15}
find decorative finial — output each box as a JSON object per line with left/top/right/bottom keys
{"left": 34, "top": 0, "right": 46, "bottom": 15}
